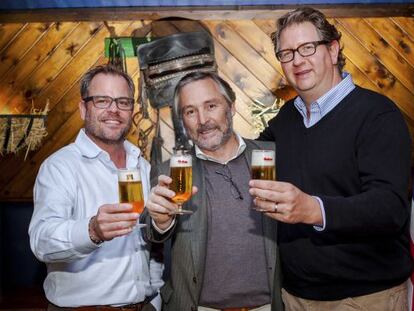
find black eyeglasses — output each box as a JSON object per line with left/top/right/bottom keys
{"left": 276, "top": 40, "right": 331, "bottom": 63}
{"left": 215, "top": 165, "right": 243, "bottom": 200}
{"left": 83, "top": 95, "right": 135, "bottom": 111}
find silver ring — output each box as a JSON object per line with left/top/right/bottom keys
{"left": 273, "top": 202, "right": 278, "bottom": 213}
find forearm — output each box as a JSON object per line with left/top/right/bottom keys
{"left": 142, "top": 213, "right": 176, "bottom": 243}
{"left": 320, "top": 188, "right": 409, "bottom": 235}
{"left": 29, "top": 215, "right": 97, "bottom": 263}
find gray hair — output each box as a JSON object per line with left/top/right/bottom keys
{"left": 271, "top": 7, "right": 345, "bottom": 72}
{"left": 79, "top": 64, "right": 135, "bottom": 99}
{"left": 173, "top": 71, "right": 236, "bottom": 118}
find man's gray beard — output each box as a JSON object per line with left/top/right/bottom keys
{"left": 193, "top": 108, "right": 234, "bottom": 152}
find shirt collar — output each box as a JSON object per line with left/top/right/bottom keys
{"left": 75, "top": 129, "right": 141, "bottom": 160}
{"left": 294, "top": 72, "right": 354, "bottom": 116}
{"left": 317, "top": 72, "right": 354, "bottom": 114}
{"left": 195, "top": 133, "right": 246, "bottom": 164}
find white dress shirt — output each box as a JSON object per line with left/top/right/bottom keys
{"left": 29, "top": 129, "right": 163, "bottom": 308}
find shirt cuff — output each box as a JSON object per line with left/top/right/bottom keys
{"left": 150, "top": 293, "right": 162, "bottom": 311}
{"left": 151, "top": 218, "right": 175, "bottom": 234}
{"left": 71, "top": 217, "right": 101, "bottom": 253}
{"left": 313, "top": 196, "right": 326, "bottom": 231}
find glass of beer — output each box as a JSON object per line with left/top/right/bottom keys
{"left": 118, "top": 168, "right": 146, "bottom": 227}
{"left": 169, "top": 149, "right": 193, "bottom": 215}
{"left": 251, "top": 149, "right": 276, "bottom": 181}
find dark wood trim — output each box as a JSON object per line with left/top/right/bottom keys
{"left": 0, "top": 4, "right": 413, "bottom": 23}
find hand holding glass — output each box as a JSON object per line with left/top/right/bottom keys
{"left": 118, "top": 168, "right": 146, "bottom": 227}
{"left": 169, "top": 150, "right": 193, "bottom": 215}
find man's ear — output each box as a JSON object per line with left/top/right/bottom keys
{"left": 79, "top": 101, "right": 86, "bottom": 120}
{"left": 231, "top": 102, "right": 236, "bottom": 117}
{"left": 329, "top": 40, "right": 340, "bottom": 66}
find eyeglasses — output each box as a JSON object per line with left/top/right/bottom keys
{"left": 83, "top": 95, "right": 135, "bottom": 111}
{"left": 215, "top": 165, "right": 243, "bottom": 200}
{"left": 275, "top": 40, "right": 331, "bottom": 63}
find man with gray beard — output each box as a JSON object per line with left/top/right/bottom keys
{"left": 143, "top": 71, "right": 283, "bottom": 311}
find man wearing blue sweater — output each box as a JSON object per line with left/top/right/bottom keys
{"left": 249, "top": 7, "right": 412, "bottom": 310}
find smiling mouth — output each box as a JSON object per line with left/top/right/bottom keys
{"left": 198, "top": 128, "right": 217, "bottom": 136}
{"left": 102, "top": 119, "right": 122, "bottom": 125}
{"left": 295, "top": 69, "right": 312, "bottom": 77}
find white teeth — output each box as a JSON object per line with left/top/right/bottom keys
{"left": 104, "top": 120, "right": 121, "bottom": 124}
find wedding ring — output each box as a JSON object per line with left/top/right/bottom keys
{"left": 273, "top": 202, "right": 278, "bottom": 213}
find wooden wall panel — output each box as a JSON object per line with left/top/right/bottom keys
{"left": 0, "top": 16, "right": 413, "bottom": 201}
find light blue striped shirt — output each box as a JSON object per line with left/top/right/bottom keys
{"left": 294, "top": 72, "right": 355, "bottom": 128}
{"left": 293, "top": 72, "right": 355, "bottom": 230}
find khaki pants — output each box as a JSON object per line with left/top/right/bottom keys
{"left": 282, "top": 282, "right": 407, "bottom": 311}
{"left": 198, "top": 304, "right": 271, "bottom": 311}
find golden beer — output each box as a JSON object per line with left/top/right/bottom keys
{"left": 251, "top": 165, "right": 276, "bottom": 181}
{"left": 251, "top": 150, "right": 276, "bottom": 180}
{"left": 118, "top": 169, "right": 144, "bottom": 214}
{"left": 169, "top": 150, "right": 193, "bottom": 214}
{"left": 170, "top": 166, "right": 193, "bottom": 204}
{"left": 118, "top": 180, "right": 144, "bottom": 213}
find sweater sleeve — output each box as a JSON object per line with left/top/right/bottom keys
{"left": 319, "top": 108, "right": 411, "bottom": 236}
{"left": 142, "top": 161, "right": 178, "bottom": 243}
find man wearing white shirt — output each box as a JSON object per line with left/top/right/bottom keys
{"left": 29, "top": 64, "right": 163, "bottom": 310}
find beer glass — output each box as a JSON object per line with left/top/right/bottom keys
{"left": 169, "top": 149, "right": 193, "bottom": 215}
{"left": 118, "top": 168, "right": 146, "bottom": 227}
{"left": 251, "top": 149, "right": 276, "bottom": 181}
{"left": 251, "top": 149, "right": 276, "bottom": 212}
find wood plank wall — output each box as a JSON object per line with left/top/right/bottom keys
{"left": 0, "top": 16, "right": 413, "bottom": 201}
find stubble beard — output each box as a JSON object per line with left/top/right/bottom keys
{"left": 84, "top": 110, "right": 132, "bottom": 146}
{"left": 191, "top": 108, "right": 234, "bottom": 152}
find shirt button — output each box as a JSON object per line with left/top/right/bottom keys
{"left": 192, "top": 276, "right": 197, "bottom": 283}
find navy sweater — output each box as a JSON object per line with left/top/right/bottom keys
{"left": 259, "top": 86, "right": 413, "bottom": 300}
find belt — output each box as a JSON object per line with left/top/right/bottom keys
{"left": 49, "top": 302, "right": 147, "bottom": 311}
{"left": 222, "top": 308, "right": 258, "bottom": 311}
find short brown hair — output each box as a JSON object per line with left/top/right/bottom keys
{"left": 80, "top": 64, "right": 135, "bottom": 99}
{"left": 271, "top": 7, "right": 345, "bottom": 72}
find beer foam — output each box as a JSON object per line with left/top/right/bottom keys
{"left": 252, "top": 150, "right": 275, "bottom": 166}
{"left": 170, "top": 155, "right": 192, "bottom": 167}
{"left": 118, "top": 169, "right": 141, "bottom": 182}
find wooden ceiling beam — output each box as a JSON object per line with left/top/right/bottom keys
{"left": 0, "top": 4, "right": 413, "bottom": 23}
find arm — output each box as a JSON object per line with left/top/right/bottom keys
{"left": 321, "top": 109, "right": 411, "bottom": 235}
{"left": 142, "top": 163, "right": 178, "bottom": 243}
{"left": 29, "top": 159, "right": 95, "bottom": 263}
{"left": 29, "top": 159, "right": 138, "bottom": 263}
{"left": 251, "top": 108, "right": 411, "bottom": 236}
{"left": 142, "top": 164, "right": 197, "bottom": 243}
